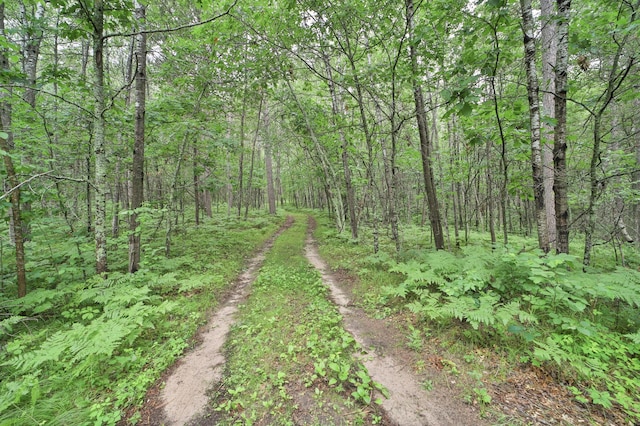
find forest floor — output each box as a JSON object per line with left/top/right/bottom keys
{"left": 129, "top": 215, "right": 624, "bottom": 426}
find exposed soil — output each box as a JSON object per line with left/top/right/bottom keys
{"left": 131, "top": 214, "right": 626, "bottom": 426}
{"left": 130, "top": 216, "right": 294, "bottom": 426}
{"left": 131, "top": 215, "right": 491, "bottom": 425}
{"left": 304, "top": 216, "right": 487, "bottom": 426}
{"left": 304, "top": 216, "right": 632, "bottom": 426}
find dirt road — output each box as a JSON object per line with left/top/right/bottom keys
{"left": 134, "top": 216, "right": 486, "bottom": 425}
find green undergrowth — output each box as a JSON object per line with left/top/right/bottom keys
{"left": 0, "top": 210, "right": 282, "bottom": 425}
{"left": 313, "top": 215, "right": 640, "bottom": 423}
{"left": 209, "top": 214, "right": 386, "bottom": 425}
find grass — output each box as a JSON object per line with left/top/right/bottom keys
{"left": 207, "top": 213, "right": 386, "bottom": 425}
{"left": 313, "top": 213, "right": 640, "bottom": 424}
{"left": 0, "top": 209, "right": 283, "bottom": 425}
{"left": 3, "top": 207, "right": 638, "bottom": 425}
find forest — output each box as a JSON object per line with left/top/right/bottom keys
{"left": 1, "top": 0, "right": 640, "bottom": 424}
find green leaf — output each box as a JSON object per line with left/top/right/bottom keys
{"left": 459, "top": 102, "right": 473, "bottom": 116}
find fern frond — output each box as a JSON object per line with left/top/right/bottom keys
{"left": 624, "top": 331, "right": 640, "bottom": 345}
{"left": 494, "top": 301, "right": 522, "bottom": 326}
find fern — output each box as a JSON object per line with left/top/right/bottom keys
{"left": 5, "top": 288, "right": 68, "bottom": 316}
{"left": 625, "top": 331, "right": 640, "bottom": 344}
{"left": 389, "top": 260, "right": 448, "bottom": 287}
{"left": 379, "top": 243, "right": 640, "bottom": 420}
{"left": 178, "top": 274, "right": 221, "bottom": 293}
{"left": 494, "top": 301, "right": 524, "bottom": 326}
{"left": 0, "top": 315, "right": 28, "bottom": 337}
{"left": 445, "top": 293, "right": 501, "bottom": 330}
{"left": 6, "top": 296, "right": 175, "bottom": 376}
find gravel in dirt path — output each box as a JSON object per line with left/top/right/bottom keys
{"left": 304, "top": 216, "right": 488, "bottom": 426}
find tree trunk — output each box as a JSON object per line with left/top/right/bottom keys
{"left": 91, "top": 0, "right": 108, "bottom": 274}
{"left": 0, "top": 3, "right": 27, "bottom": 297}
{"left": 49, "top": 24, "right": 77, "bottom": 235}
{"left": 406, "top": 0, "right": 444, "bottom": 250}
{"left": 203, "top": 179, "right": 213, "bottom": 217}
{"left": 20, "top": 1, "right": 44, "bottom": 108}
{"left": 486, "top": 139, "right": 496, "bottom": 245}
{"left": 225, "top": 113, "right": 234, "bottom": 216}
{"left": 448, "top": 118, "right": 461, "bottom": 248}
{"left": 520, "top": 0, "right": 549, "bottom": 253}
{"left": 553, "top": 0, "right": 571, "bottom": 254}
{"left": 18, "top": 1, "right": 45, "bottom": 242}
{"left": 194, "top": 144, "right": 200, "bottom": 225}
{"left": 263, "top": 100, "right": 276, "bottom": 215}
{"left": 166, "top": 136, "right": 189, "bottom": 257}
{"left": 323, "top": 54, "right": 358, "bottom": 239}
{"left": 286, "top": 78, "right": 345, "bottom": 231}
{"left": 86, "top": 154, "right": 92, "bottom": 233}
{"left": 583, "top": 2, "right": 637, "bottom": 265}
{"left": 344, "top": 45, "right": 375, "bottom": 239}
{"left": 128, "top": 3, "right": 146, "bottom": 273}
{"left": 634, "top": 98, "right": 640, "bottom": 242}
{"left": 112, "top": 160, "right": 121, "bottom": 237}
{"left": 237, "top": 98, "right": 246, "bottom": 217}
{"left": 540, "top": 0, "right": 557, "bottom": 250}
{"left": 244, "top": 95, "right": 263, "bottom": 219}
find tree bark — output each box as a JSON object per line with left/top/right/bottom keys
{"left": 91, "top": 0, "right": 108, "bottom": 274}
{"left": 194, "top": 144, "right": 200, "bottom": 225}
{"left": 20, "top": 1, "right": 44, "bottom": 109}
{"left": 112, "top": 160, "right": 121, "bottom": 237}
{"left": 237, "top": 97, "right": 246, "bottom": 217}
{"left": 323, "top": 54, "right": 358, "bottom": 238}
{"left": 286, "top": 78, "right": 345, "bottom": 231}
{"left": 634, "top": 98, "right": 640, "bottom": 241}
{"left": 263, "top": 100, "right": 276, "bottom": 215}
{"left": 17, "top": 1, "right": 45, "bottom": 243}
{"left": 520, "top": 0, "right": 549, "bottom": 253}
{"left": 244, "top": 95, "right": 263, "bottom": 219}
{"left": 340, "top": 40, "right": 375, "bottom": 239}
{"left": 225, "top": 113, "right": 234, "bottom": 216}
{"left": 486, "top": 138, "right": 496, "bottom": 245}
{"left": 406, "top": 0, "right": 444, "bottom": 250}
{"left": 540, "top": 0, "right": 557, "bottom": 249}
{"left": 553, "top": 0, "right": 571, "bottom": 254}
{"left": 128, "top": 3, "right": 146, "bottom": 273}
{"left": 166, "top": 136, "right": 189, "bottom": 257}
{"left": 0, "top": 2, "right": 27, "bottom": 297}
{"left": 583, "top": 1, "right": 638, "bottom": 265}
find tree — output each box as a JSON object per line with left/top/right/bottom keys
{"left": 0, "top": 2, "right": 27, "bottom": 297}
{"left": 553, "top": 0, "right": 571, "bottom": 254}
{"left": 263, "top": 99, "right": 277, "bottom": 215}
{"left": 540, "top": 0, "right": 557, "bottom": 249}
{"left": 520, "top": 0, "right": 549, "bottom": 252}
{"left": 406, "top": 0, "right": 445, "bottom": 250}
{"left": 581, "top": 0, "right": 639, "bottom": 266}
{"left": 86, "top": 0, "right": 109, "bottom": 274}
{"left": 128, "top": 1, "right": 146, "bottom": 273}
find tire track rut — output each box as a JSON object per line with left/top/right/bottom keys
{"left": 155, "top": 217, "right": 294, "bottom": 425}
{"left": 304, "top": 216, "right": 486, "bottom": 426}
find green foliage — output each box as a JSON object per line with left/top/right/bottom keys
{"left": 377, "top": 246, "right": 640, "bottom": 419}
{"left": 0, "top": 212, "right": 282, "bottom": 425}
{"left": 212, "top": 215, "right": 385, "bottom": 424}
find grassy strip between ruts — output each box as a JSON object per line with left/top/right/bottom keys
{"left": 205, "top": 214, "right": 387, "bottom": 426}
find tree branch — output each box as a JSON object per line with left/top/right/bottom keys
{"left": 0, "top": 85, "right": 95, "bottom": 117}
{"left": 0, "top": 171, "right": 53, "bottom": 201}
{"left": 103, "top": 0, "right": 238, "bottom": 40}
